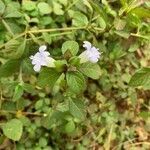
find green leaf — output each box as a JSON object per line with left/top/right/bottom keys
{"left": 22, "top": 1, "right": 36, "bottom": 11}
{"left": 58, "top": 0, "right": 68, "bottom": 6}
{"left": 65, "top": 120, "right": 75, "bottom": 133}
{"left": 0, "top": 59, "right": 21, "bottom": 78}
{"left": 56, "top": 101, "right": 69, "bottom": 112}
{"left": 97, "top": 17, "right": 106, "bottom": 29}
{"left": 120, "top": 0, "right": 128, "bottom": 7}
{"left": 13, "top": 39, "right": 26, "bottom": 59}
{"left": 22, "top": 83, "right": 36, "bottom": 94}
{"left": 126, "top": 13, "right": 141, "bottom": 27}
{"left": 17, "top": 98, "right": 31, "bottom": 110}
{"left": 42, "top": 33, "right": 52, "bottom": 44}
{"left": 1, "top": 101, "right": 16, "bottom": 111}
{"left": 19, "top": 116, "right": 31, "bottom": 127}
{"left": 39, "top": 137, "right": 47, "bottom": 147}
{"left": 114, "top": 30, "right": 130, "bottom": 39}
{"left": 62, "top": 41, "right": 79, "bottom": 56}
{"left": 5, "top": 39, "right": 20, "bottom": 58}
{"left": 78, "top": 62, "right": 101, "bottom": 79}
{"left": 0, "top": 0, "right": 5, "bottom": 15}
{"left": 38, "top": 68, "right": 61, "bottom": 88}
{"left": 109, "top": 44, "right": 126, "bottom": 60}
{"left": 13, "top": 84, "right": 24, "bottom": 101}
{"left": 89, "top": 0, "right": 108, "bottom": 23}
{"left": 53, "top": 1, "right": 64, "bottom": 15}
{"left": 4, "top": 3, "right": 22, "bottom": 18}
{"left": 54, "top": 60, "right": 67, "bottom": 72}
{"left": 2, "top": 119, "right": 23, "bottom": 141}
{"left": 35, "top": 100, "right": 44, "bottom": 110}
{"left": 128, "top": 43, "right": 139, "bottom": 52}
{"left": 21, "top": 58, "right": 34, "bottom": 74}
{"left": 37, "top": 2, "right": 52, "bottom": 15}
{"left": 129, "top": 68, "right": 150, "bottom": 89}
{"left": 139, "top": 111, "right": 150, "bottom": 120}
{"left": 41, "top": 111, "right": 66, "bottom": 129}
{"left": 130, "top": 7, "right": 150, "bottom": 18}
{"left": 72, "top": 12, "right": 88, "bottom": 27}
{"left": 69, "top": 98, "right": 85, "bottom": 120}
{"left": 114, "top": 18, "right": 126, "bottom": 30}
{"left": 66, "top": 71, "right": 86, "bottom": 94}
{"left": 69, "top": 56, "right": 80, "bottom": 66}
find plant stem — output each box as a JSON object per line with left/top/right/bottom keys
{"left": 0, "top": 110, "right": 43, "bottom": 116}
{"left": 130, "top": 33, "right": 149, "bottom": 40}
{"left": 0, "top": 26, "right": 86, "bottom": 49}
{"left": 28, "top": 26, "right": 86, "bottom": 34}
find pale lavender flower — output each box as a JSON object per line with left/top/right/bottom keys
{"left": 79, "top": 41, "right": 101, "bottom": 63}
{"left": 30, "top": 45, "right": 55, "bottom": 72}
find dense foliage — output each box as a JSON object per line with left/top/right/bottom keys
{"left": 0, "top": 0, "right": 150, "bottom": 149}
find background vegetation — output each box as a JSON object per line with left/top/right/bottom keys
{"left": 0, "top": 0, "right": 150, "bottom": 149}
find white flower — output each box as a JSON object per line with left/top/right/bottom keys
{"left": 79, "top": 41, "right": 101, "bottom": 63}
{"left": 30, "top": 45, "right": 55, "bottom": 72}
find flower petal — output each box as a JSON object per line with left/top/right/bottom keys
{"left": 89, "top": 56, "right": 99, "bottom": 63}
{"left": 30, "top": 45, "right": 55, "bottom": 72}
{"left": 43, "top": 51, "right": 50, "bottom": 57}
{"left": 33, "top": 65, "right": 41, "bottom": 72}
{"left": 30, "top": 55, "right": 34, "bottom": 60}
{"left": 80, "top": 41, "right": 101, "bottom": 63}
{"left": 83, "top": 41, "right": 92, "bottom": 50}
{"left": 39, "top": 45, "right": 47, "bottom": 52}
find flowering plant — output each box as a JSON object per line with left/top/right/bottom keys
{"left": 30, "top": 41, "right": 102, "bottom": 94}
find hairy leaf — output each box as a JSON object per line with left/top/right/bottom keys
{"left": 78, "top": 62, "right": 101, "bottom": 79}
{"left": 129, "top": 68, "right": 150, "bottom": 89}
{"left": 38, "top": 68, "right": 61, "bottom": 88}
{"left": 66, "top": 71, "right": 86, "bottom": 94}
{"left": 0, "top": 59, "right": 21, "bottom": 78}
{"left": 2, "top": 119, "right": 23, "bottom": 141}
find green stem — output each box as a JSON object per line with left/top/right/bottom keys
{"left": 0, "top": 26, "right": 86, "bottom": 49}
{"left": 0, "top": 110, "right": 43, "bottom": 116}
{"left": 93, "top": 27, "right": 104, "bottom": 31}
{"left": 44, "top": 31, "right": 73, "bottom": 37}
{"left": 28, "top": 26, "right": 86, "bottom": 34}
{"left": 27, "top": 31, "right": 73, "bottom": 41}
{"left": 130, "top": 33, "right": 149, "bottom": 40}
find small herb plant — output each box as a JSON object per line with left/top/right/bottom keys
{"left": 30, "top": 41, "right": 102, "bottom": 94}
